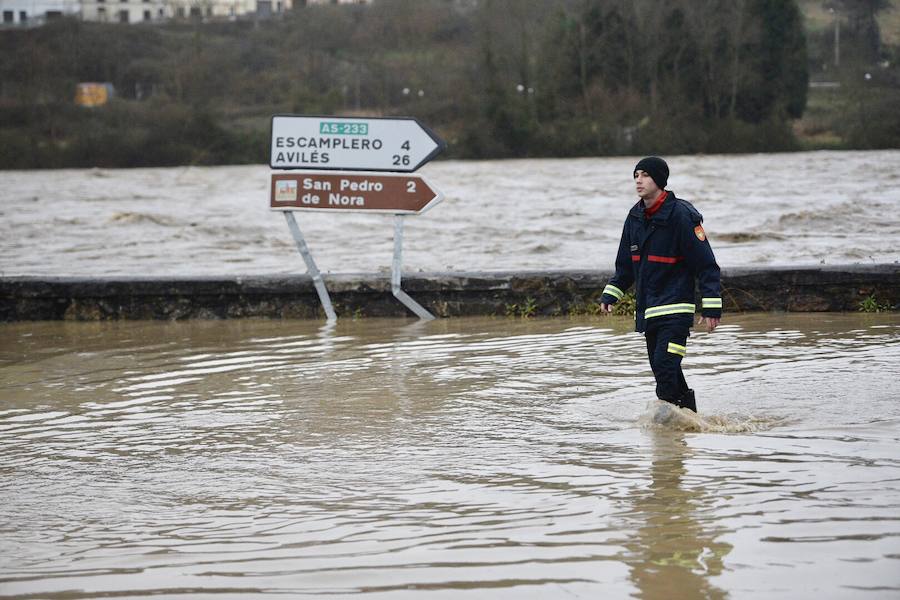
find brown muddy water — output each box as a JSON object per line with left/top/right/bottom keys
{"left": 3, "top": 150, "right": 900, "bottom": 277}
{"left": 1, "top": 313, "right": 899, "bottom": 599}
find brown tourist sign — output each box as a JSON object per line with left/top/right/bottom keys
{"left": 270, "top": 171, "right": 443, "bottom": 215}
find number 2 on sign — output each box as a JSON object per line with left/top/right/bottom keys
{"left": 406, "top": 181, "right": 416, "bottom": 193}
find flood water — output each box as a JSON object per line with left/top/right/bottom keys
{"left": 2, "top": 312, "right": 899, "bottom": 599}
{"left": 3, "top": 150, "right": 900, "bottom": 277}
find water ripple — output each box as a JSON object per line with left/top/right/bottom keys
{"left": 1, "top": 313, "right": 899, "bottom": 598}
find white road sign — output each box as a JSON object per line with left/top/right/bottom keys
{"left": 270, "top": 115, "right": 446, "bottom": 172}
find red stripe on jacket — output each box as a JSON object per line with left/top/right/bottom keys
{"left": 647, "top": 255, "right": 684, "bottom": 264}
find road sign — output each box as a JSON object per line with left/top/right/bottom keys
{"left": 270, "top": 171, "right": 443, "bottom": 214}
{"left": 270, "top": 115, "right": 446, "bottom": 172}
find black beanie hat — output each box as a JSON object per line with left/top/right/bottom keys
{"left": 634, "top": 156, "right": 669, "bottom": 190}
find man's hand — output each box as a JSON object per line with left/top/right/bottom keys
{"left": 697, "top": 315, "right": 720, "bottom": 332}
{"left": 600, "top": 303, "right": 614, "bottom": 314}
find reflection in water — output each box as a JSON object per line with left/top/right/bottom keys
{"left": 0, "top": 313, "right": 899, "bottom": 598}
{"left": 625, "top": 433, "right": 731, "bottom": 600}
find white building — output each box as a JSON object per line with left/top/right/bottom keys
{"left": 78, "top": 0, "right": 291, "bottom": 21}
{"left": 1, "top": 0, "right": 79, "bottom": 25}
{"left": 165, "top": 0, "right": 290, "bottom": 20}
{"left": 80, "top": 0, "right": 166, "bottom": 23}
{"left": 1, "top": 0, "right": 339, "bottom": 25}
{"left": 303, "top": 0, "right": 371, "bottom": 4}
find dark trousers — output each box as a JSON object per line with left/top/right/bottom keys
{"left": 644, "top": 318, "right": 690, "bottom": 404}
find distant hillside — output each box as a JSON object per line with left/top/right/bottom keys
{"left": 793, "top": 0, "right": 899, "bottom": 149}
{"left": 0, "top": 0, "right": 897, "bottom": 169}
{"left": 800, "top": 0, "right": 899, "bottom": 45}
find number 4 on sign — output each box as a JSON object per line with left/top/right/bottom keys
{"left": 394, "top": 141, "right": 411, "bottom": 167}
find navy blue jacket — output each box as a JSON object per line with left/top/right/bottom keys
{"left": 600, "top": 191, "right": 722, "bottom": 332}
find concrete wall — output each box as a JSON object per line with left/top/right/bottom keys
{"left": 1, "top": 265, "right": 897, "bottom": 321}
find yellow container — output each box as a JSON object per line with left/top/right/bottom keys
{"left": 74, "top": 83, "right": 113, "bottom": 107}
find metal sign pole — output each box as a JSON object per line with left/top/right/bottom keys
{"left": 392, "top": 215, "right": 434, "bottom": 320}
{"left": 283, "top": 211, "right": 337, "bottom": 322}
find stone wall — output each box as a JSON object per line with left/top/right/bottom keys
{"left": 1, "top": 265, "right": 898, "bottom": 321}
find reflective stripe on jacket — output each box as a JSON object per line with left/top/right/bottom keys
{"left": 601, "top": 191, "right": 722, "bottom": 332}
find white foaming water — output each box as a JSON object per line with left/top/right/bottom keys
{"left": 638, "top": 399, "right": 782, "bottom": 433}
{"left": 2, "top": 150, "right": 899, "bottom": 276}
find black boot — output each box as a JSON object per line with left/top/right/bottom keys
{"left": 679, "top": 389, "right": 697, "bottom": 413}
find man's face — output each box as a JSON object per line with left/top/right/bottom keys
{"left": 634, "top": 170, "right": 660, "bottom": 201}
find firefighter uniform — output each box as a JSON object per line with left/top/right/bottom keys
{"left": 600, "top": 190, "right": 722, "bottom": 411}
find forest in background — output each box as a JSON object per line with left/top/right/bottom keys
{"left": 0, "top": 0, "right": 897, "bottom": 169}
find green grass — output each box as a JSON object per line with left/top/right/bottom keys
{"left": 858, "top": 294, "right": 892, "bottom": 313}
{"left": 505, "top": 297, "right": 537, "bottom": 318}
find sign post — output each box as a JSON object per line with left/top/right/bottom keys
{"left": 269, "top": 115, "right": 446, "bottom": 321}
{"left": 391, "top": 215, "right": 433, "bottom": 320}
{"left": 282, "top": 212, "right": 336, "bottom": 322}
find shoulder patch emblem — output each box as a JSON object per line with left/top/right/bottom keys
{"left": 694, "top": 225, "right": 706, "bottom": 241}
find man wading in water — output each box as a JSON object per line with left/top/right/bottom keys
{"left": 599, "top": 157, "right": 722, "bottom": 414}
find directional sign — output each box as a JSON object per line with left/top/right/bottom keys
{"left": 270, "top": 115, "right": 446, "bottom": 172}
{"left": 270, "top": 171, "right": 443, "bottom": 214}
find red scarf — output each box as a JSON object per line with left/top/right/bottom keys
{"left": 644, "top": 190, "right": 668, "bottom": 217}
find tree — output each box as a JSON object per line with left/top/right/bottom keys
{"left": 736, "top": 0, "right": 808, "bottom": 122}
